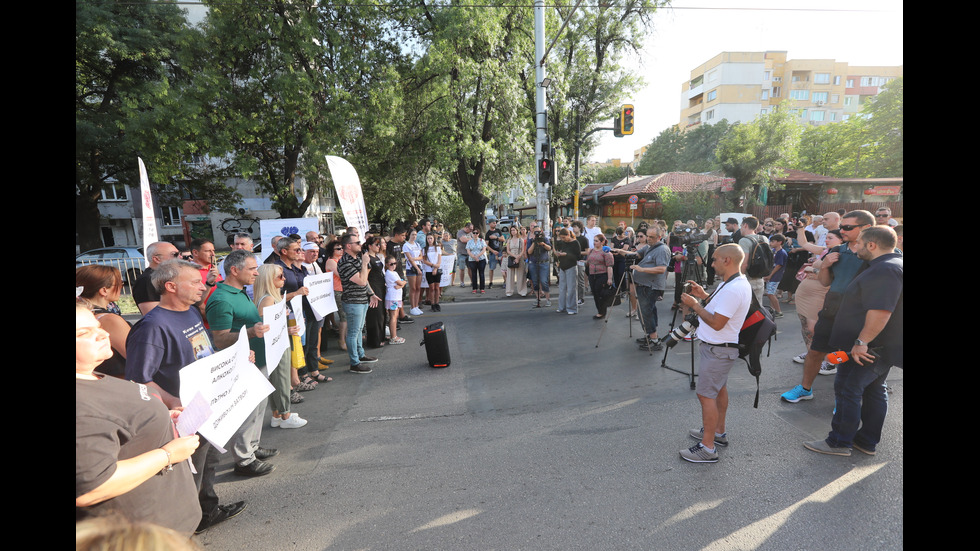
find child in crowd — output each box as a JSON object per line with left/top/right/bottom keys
{"left": 764, "top": 233, "right": 788, "bottom": 318}
{"left": 384, "top": 255, "right": 408, "bottom": 344}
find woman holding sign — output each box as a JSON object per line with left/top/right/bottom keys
{"left": 254, "top": 264, "right": 308, "bottom": 428}
{"left": 76, "top": 301, "right": 202, "bottom": 535}
{"left": 364, "top": 236, "right": 388, "bottom": 348}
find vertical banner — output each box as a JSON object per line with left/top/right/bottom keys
{"left": 138, "top": 157, "right": 159, "bottom": 246}
{"left": 325, "top": 156, "right": 369, "bottom": 242}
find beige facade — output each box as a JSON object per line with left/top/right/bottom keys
{"left": 680, "top": 51, "right": 902, "bottom": 129}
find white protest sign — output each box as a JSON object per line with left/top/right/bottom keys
{"left": 178, "top": 326, "right": 274, "bottom": 449}
{"left": 305, "top": 271, "right": 337, "bottom": 320}
{"left": 262, "top": 298, "right": 291, "bottom": 377}
{"left": 420, "top": 256, "right": 456, "bottom": 288}
{"left": 289, "top": 295, "right": 306, "bottom": 337}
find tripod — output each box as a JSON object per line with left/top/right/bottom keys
{"left": 659, "top": 246, "right": 706, "bottom": 389}
{"left": 594, "top": 266, "right": 631, "bottom": 348}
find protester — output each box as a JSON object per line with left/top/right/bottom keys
{"left": 585, "top": 233, "right": 614, "bottom": 319}
{"left": 384, "top": 256, "right": 407, "bottom": 345}
{"left": 76, "top": 265, "right": 131, "bottom": 378}
{"left": 253, "top": 263, "right": 308, "bottom": 421}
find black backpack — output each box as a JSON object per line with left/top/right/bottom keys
{"left": 745, "top": 235, "right": 774, "bottom": 278}
{"left": 738, "top": 292, "right": 777, "bottom": 408}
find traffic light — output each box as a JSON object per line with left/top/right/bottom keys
{"left": 539, "top": 157, "right": 553, "bottom": 184}
{"left": 620, "top": 104, "right": 634, "bottom": 135}
{"left": 613, "top": 115, "right": 623, "bottom": 138}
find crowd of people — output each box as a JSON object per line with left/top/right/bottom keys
{"left": 77, "top": 207, "right": 902, "bottom": 543}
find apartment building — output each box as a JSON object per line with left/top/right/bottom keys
{"left": 680, "top": 51, "right": 902, "bottom": 128}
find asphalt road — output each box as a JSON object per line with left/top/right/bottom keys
{"left": 193, "top": 281, "right": 903, "bottom": 551}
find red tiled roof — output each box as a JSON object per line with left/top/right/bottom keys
{"left": 601, "top": 172, "right": 734, "bottom": 198}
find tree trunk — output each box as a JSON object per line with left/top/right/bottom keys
{"left": 76, "top": 189, "right": 104, "bottom": 252}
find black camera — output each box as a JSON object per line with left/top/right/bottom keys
{"left": 533, "top": 230, "right": 545, "bottom": 244}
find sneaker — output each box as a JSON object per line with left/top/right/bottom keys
{"left": 349, "top": 364, "right": 372, "bottom": 374}
{"left": 556, "top": 309, "right": 566, "bottom": 313}
{"left": 792, "top": 352, "right": 807, "bottom": 364}
{"left": 852, "top": 442, "right": 877, "bottom": 456}
{"left": 359, "top": 356, "right": 379, "bottom": 363}
{"left": 233, "top": 459, "right": 275, "bottom": 477}
{"left": 819, "top": 361, "right": 837, "bottom": 375}
{"left": 432, "top": 303, "right": 441, "bottom": 312}
{"left": 781, "top": 384, "right": 813, "bottom": 403}
{"left": 279, "top": 414, "right": 308, "bottom": 429}
{"left": 488, "top": 283, "right": 493, "bottom": 289}
{"left": 545, "top": 299, "right": 552, "bottom": 307}
{"left": 803, "top": 440, "right": 851, "bottom": 456}
{"left": 638, "top": 341, "right": 664, "bottom": 352}
{"left": 410, "top": 307, "right": 424, "bottom": 316}
{"left": 689, "top": 427, "right": 728, "bottom": 447}
{"left": 680, "top": 442, "right": 719, "bottom": 463}
{"left": 196, "top": 501, "right": 247, "bottom": 534}
{"left": 568, "top": 311, "right": 576, "bottom": 315}
{"left": 773, "top": 311, "right": 783, "bottom": 318}
{"left": 388, "top": 337, "right": 406, "bottom": 345}
{"left": 578, "top": 299, "right": 584, "bottom": 305}
{"left": 399, "top": 316, "right": 415, "bottom": 324}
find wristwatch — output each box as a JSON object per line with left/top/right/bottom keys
{"left": 854, "top": 338, "right": 867, "bottom": 346}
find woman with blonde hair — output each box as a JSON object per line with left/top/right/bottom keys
{"left": 76, "top": 265, "right": 131, "bottom": 378}
{"left": 253, "top": 264, "right": 308, "bottom": 428}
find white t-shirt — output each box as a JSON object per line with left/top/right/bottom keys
{"left": 403, "top": 242, "right": 423, "bottom": 272}
{"left": 694, "top": 275, "right": 752, "bottom": 345}
{"left": 813, "top": 224, "right": 829, "bottom": 247}
{"left": 384, "top": 269, "right": 403, "bottom": 302}
{"left": 423, "top": 247, "right": 441, "bottom": 273}
{"left": 584, "top": 226, "right": 603, "bottom": 248}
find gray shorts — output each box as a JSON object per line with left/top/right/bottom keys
{"left": 696, "top": 344, "right": 739, "bottom": 399}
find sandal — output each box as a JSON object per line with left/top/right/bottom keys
{"left": 296, "top": 378, "right": 317, "bottom": 392}
{"left": 290, "top": 391, "right": 305, "bottom": 404}
{"left": 388, "top": 337, "right": 406, "bottom": 345}
{"left": 308, "top": 371, "right": 332, "bottom": 383}
{"left": 593, "top": 314, "right": 604, "bottom": 319}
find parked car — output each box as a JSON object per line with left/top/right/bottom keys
{"left": 75, "top": 247, "right": 146, "bottom": 286}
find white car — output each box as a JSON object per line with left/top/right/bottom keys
{"left": 75, "top": 247, "right": 146, "bottom": 286}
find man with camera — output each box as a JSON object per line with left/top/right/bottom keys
{"left": 677, "top": 244, "right": 753, "bottom": 463}
{"left": 804, "top": 226, "right": 902, "bottom": 457}
{"left": 527, "top": 228, "right": 553, "bottom": 306}
{"left": 629, "top": 226, "right": 670, "bottom": 351}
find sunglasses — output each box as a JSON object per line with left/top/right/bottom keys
{"left": 839, "top": 224, "right": 867, "bottom": 231}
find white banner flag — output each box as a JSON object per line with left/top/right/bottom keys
{"left": 138, "top": 157, "right": 159, "bottom": 246}
{"left": 305, "top": 271, "right": 337, "bottom": 320}
{"left": 325, "top": 156, "right": 369, "bottom": 242}
{"left": 178, "top": 326, "right": 274, "bottom": 449}
{"left": 262, "top": 298, "right": 291, "bottom": 376}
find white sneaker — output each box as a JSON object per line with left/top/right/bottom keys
{"left": 410, "top": 307, "right": 424, "bottom": 316}
{"left": 819, "top": 361, "right": 837, "bottom": 376}
{"left": 792, "top": 353, "right": 807, "bottom": 364}
{"left": 279, "top": 414, "right": 308, "bottom": 429}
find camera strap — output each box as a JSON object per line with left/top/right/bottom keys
{"left": 703, "top": 273, "right": 740, "bottom": 307}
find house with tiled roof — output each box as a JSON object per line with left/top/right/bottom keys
{"left": 596, "top": 172, "right": 734, "bottom": 228}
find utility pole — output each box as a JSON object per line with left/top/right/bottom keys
{"left": 534, "top": 1, "right": 550, "bottom": 235}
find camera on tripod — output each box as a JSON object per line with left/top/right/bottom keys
{"left": 659, "top": 312, "right": 699, "bottom": 349}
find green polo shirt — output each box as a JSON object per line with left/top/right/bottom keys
{"left": 205, "top": 282, "right": 265, "bottom": 368}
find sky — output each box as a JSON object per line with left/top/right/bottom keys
{"left": 586, "top": 0, "right": 904, "bottom": 163}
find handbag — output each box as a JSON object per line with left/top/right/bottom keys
{"left": 508, "top": 256, "right": 519, "bottom": 269}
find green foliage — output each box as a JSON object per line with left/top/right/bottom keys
{"left": 858, "top": 77, "right": 903, "bottom": 177}
{"left": 635, "top": 120, "right": 730, "bottom": 176}
{"left": 657, "top": 186, "right": 718, "bottom": 225}
{"left": 717, "top": 105, "right": 799, "bottom": 208}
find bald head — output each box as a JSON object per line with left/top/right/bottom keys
{"left": 823, "top": 212, "right": 840, "bottom": 230}
{"left": 712, "top": 243, "right": 745, "bottom": 278}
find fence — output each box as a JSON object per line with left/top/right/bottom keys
{"left": 75, "top": 258, "right": 147, "bottom": 297}
{"left": 749, "top": 201, "right": 903, "bottom": 222}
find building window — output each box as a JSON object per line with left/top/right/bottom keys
{"left": 844, "top": 97, "right": 853, "bottom": 106}
{"left": 161, "top": 206, "right": 182, "bottom": 227}
{"left": 761, "top": 89, "right": 769, "bottom": 100}
{"left": 705, "top": 109, "right": 715, "bottom": 121}
{"left": 831, "top": 94, "right": 840, "bottom": 104}
{"left": 810, "top": 111, "right": 825, "bottom": 121}
{"left": 829, "top": 112, "right": 837, "bottom": 121}
{"left": 763, "top": 70, "right": 771, "bottom": 81}
{"left": 790, "top": 89, "right": 809, "bottom": 100}
{"left": 846, "top": 79, "right": 854, "bottom": 88}
{"left": 772, "top": 86, "right": 780, "bottom": 98}
{"left": 760, "top": 108, "right": 768, "bottom": 115}
{"left": 706, "top": 69, "right": 718, "bottom": 83}
{"left": 815, "top": 73, "right": 830, "bottom": 84}
{"left": 834, "top": 75, "right": 841, "bottom": 86}
{"left": 812, "top": 91, "right": 829, "bottom": 104}
{"left": 707, "top": 89, "right": 717, "bottom": 102}
{"left": 100, "top": 182, "right": 129, "bottom": 201}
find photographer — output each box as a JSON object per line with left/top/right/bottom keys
{"left": 629, "top": 226, "right": 670, "bottom": 351}
{"left": 585, "top": 233, "right": 615, "bottom": 319}
{"left": 527, "top": 228, "right": 553, "bottom": 306}
{"left": 553, "top": 228, "right": 582, "bottom": 315}
{"left": 677, "top": 244, "right": 752, "bottom": 463}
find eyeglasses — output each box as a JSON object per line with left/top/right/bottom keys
{"left": 180, "top": 255, "right": 192, "bottom": 260}
{"left": 275, "top": 274, "right": 286, "bottom": 280}
{"left": 876, "top": 213, "right": 890, "bottom": 218}
{"left": 386, "top": 262, "right": 396, "bottom": 267}
{"left": 839, "top": 224, "right": 867, "bottom": 231}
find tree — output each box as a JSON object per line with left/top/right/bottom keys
{"left": 717, "top": 105, "right": 800, "bottom": 208}
{"left": 635, "top": 126, "right": 682, "bottom": 175}
{"left": 194, "top": 0, "right": 405, "bottom": 219}
{"left": 76, "top": 1, "right": 196, "bottom": 250}
{"left": 860, "top": 76, "right": 902, "bottom": 177}
{"left": 796, "top": 121, "right": 862, "bottom": 178}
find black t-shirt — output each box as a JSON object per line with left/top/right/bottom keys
{"left": 132, "top": 267, "right": 159, "bottom": 306}
{"left": 388, "top": 240, "right": 405, "bottom": 278}
{"left": 76, "top": 376, "right": 201, "bottom": 535}
{"left": 554, "top": 239, "right": 582, "bottom": 271}
{"left": 486, "top": 229, "right": 503, "bottom": 253}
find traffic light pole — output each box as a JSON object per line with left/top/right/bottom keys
{"left": 534, "top": 1, "right": 551, "bottom": 235}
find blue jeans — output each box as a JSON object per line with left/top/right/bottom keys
{"left": 826, "top": 359, "right": 891, "bottom": 451}
{"left": 635, "top": 286, "right": 663, "bottom": 337}
{"left": 343, "top": 302, "right": 368, "bottom": 366}
{"left": 558, "top": 266, "right": 577, "bottom": 312}
{"left": 529, "top": 261, "right": 550, "bottom": 293}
